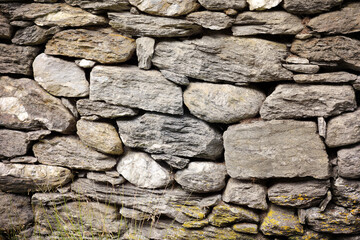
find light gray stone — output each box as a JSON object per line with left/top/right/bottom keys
{"left": 222, "top": 178, "right": 267, "bottom": 210}
{"left": 65, "top": 0, "right": 131, "bottom": 12}
{"left": 12, "top": 25, "right": 60, "bottom": 45}
{"left": 90, "top": 65, "right": 183, "bottom": 115}
{"left": 186, "top": 11, "right": 234, "bottom": 30}
{"left": 285, "top": 55, "right": 309, "bottom": 64}
{"left": 117, "top": 113, "right": 223, "bottom": 160}
{"left": 129, "top": 0, "right": 199, "bottom": 16}
{"left": 136, "top": 37, "right": 155, "bottom": 70}
{"left": 0, "top": 129, "right": 30, "bottom": 159}
{"left": 223, "top": 120, "right": 330, "bottom": 179}
{"left": 108, "top": 12, "right": 202, "bottom": 37}
{"left": 175, "top": 161, "right": 227, "bottom": 193}
{"left": 117, "top": 150, "right": 173, "bottom": 189}
{"left": 160, "top": 70, "right": 189, "bottom": 86}
{"left": 318, "top": 117, "right": 326, "bottom": 138}
{"left": 10, "top": 156, "right": 38, "bottom": 164}
{"left": 283, "top": 0, "right": 343, "bottom": 15}
{"left": 151, "top": 154, "right": 190, "bottom": 169}
{"left": 198, "top": 0, "right": 247, "bottom": 10}
{"left": 338, "top": 145, "right": 360, "bottom": 179}
{"left": 33, "top": 135, "right": 117, "bottom": 171}
{"left": 184, "top": 82, "right": 265, "bottom": 124}
{"left": 120, "top": 207, "right": 152, "bottom": 221}
{"left": 0, "top": 13, "right": 12, "bottom": 39}
{"left": 10, "top": 3, "right": 63, "bottom": 20}
{"left": 333, "top": 177, "right": 360, "bottom": 215}
{"left": 325, "top": 108, "right": 360, "bottom": 148}
{"left": 61, "top": 98, "right": 79, "bottom": 119}
{"left": 153, "top": 35, "right": 293, "bottom": 84}
{"left": 246, "top": 0, "right": 281, "bottom": 10}
{"left": 282, "top": 64, "right": 320, "bottom": 74}
{"left": 293, "top": 72, "right": 358, "bottom": 84}
{"left": 260, "top": 84, "right": 356, "bottom": 119}
{"left": 0, "top": 76, "right": 76, "bottom": 133}
{"left": 87, "top": 172, "right": 126, "bottom": 185}
{"left": 75, "top": 59, "right": 96, "bottom": 68}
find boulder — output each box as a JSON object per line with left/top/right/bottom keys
{"left": 338, "top": 144, "right": 360, "bottom": 179}
{"left": 128, "top": 0, "right": 200, "bottom": 16}
{"left": 282, "top": 0, "right": 343, "bottom": 15}
{"left": 186, "top": 11, "right": 234, "bottom": 30}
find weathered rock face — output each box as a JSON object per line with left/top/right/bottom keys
{"left": 222, "top": 178, "right": 268, "bottom": 210}
{"left": 0, "top": 13, "right": 12, "bottom": 39}
{"left": 232, "top": 223, "right": 258, "bottom": 234}
{"left": 288, "top": 230, "right": 331, "bottom": 240}
{"left": 246, "top": 0, "right": 281, "bottom": 10}
{"left": 325, "top": 108, "right": 360, "bottom": 148}
{"left": 333, "top": 177, "right": 360, "bottom": 215}
{"left": 117, "top": 113, "right": 223, "bottom": 160}
{"left": 151, "top": 154, "right": 190, "bottom": 169}
{"left": 12, "top": 25, "right": 60, "bottom": 45}
{"left": 198, "top": 0, "right": 247, "bottom": 10}
{"left": 87, "top": 171, "right": 126, "bottom": 186}
{"left": 260, "top": 84, "right": 356, "bottom": 119}
{"left": 136, "top": 37, "right": 155, "bottom": 70}
{"left": 0, "top": 76, "right": 76, "bottom": 133}
{"left": 117, "top": 150, "right": 173, "bottom": 189}
{"left": 293, "top": 72, "right": 358, "bottom": 84}
{"left": 184, "top": 83, "right": 265, "bottom": 124}
{"left": 10, "top": 3, "right": 63, "bottom": 20}
{"left": 153, "top": 35, "right": 292, "bottom": 84}
{"left": 282, "top": 0, "right": 343, "bottom": 15}
{"left": 33, "top": 136, "right": 118, "bottom": 171}
{"left": 0, "top": 130, "right": 30, "bottom": 159}
{"left": 45, "top": 28, "right": 135, "bottom": 64}
{"left": 232, "top": 11, "right": 303, "bottom": 36}
{"left": 186, "top": 11, "right": 234, "bottom": 30}
{"left": 175, "top": 162, "right": 227, "bottom": 193}
{"left": 283, "top": 64, "right": 320, "bottom": 74}
{"left": 268, "top": 180, "right": 330, "bottom": 208}
{"left": 0, "top": 162, "right": 72, "bottom": 193}
{"left": 224, "top": 120, "right": 329, "bottom": 179}
{"left": 65, "top": 0, "right": 131, "bottom": 12}
{"left": 90, "top": 65, "right": 183, "bottom": 115}
{"left": 338, "top": 145, "right": 360, "bottom": 179}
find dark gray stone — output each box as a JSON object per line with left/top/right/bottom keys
{"left": 12, "top": 25, "right": 60, "bottom": 45}
{"left": 283, "top": 0, "right": 343, "bottom": 15}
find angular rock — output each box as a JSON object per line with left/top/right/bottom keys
{"left": 108, "top": 12, "right": 202, "bottom": 37}
{"left": 45, "top": 28, "right": 135, "bottom": 64}
{"left": 233, "top": 11, "right": 303, "bottom": 36}
{"left": 77, "top": 119, "right": 123, "bottom": 155}
{"left": 153, "top": 35, "right": 292, "bottom": 84}
{"left": 283, "top": 0, "right": 343, "bottom": 15}
{"left": 0, "top": 13, "right": 12, "bottom": 39}
{"left": 222, "top": 178, "right": 267, "bottom": 210}
{"left": 246, "top": 0, "right": 281, "bottom": 10}
{"left": 117, "top": 113, "right": 223, "bottom": 160}
{"left": 90, "top": 65, "right": 183, "bottom": 115}
{"left": 325, "top": 108, "right": 360, "bottom": 148}
{"left": 333, "top": 177, "right": 360, "bottom": 215}
{"left": 160, "top": 70, "right": 189, "bottom": 86}
{"left": 186, "top": 11, "right": 234, "bottom": 30}
{"left": 293, "top": 72, "right": 358, "bottom": 84}
{"left": 0, "top": 162, "right": 72, "bottom": 193}
{"left": 175, "top": 162, "right": 227, "bottom": 193}
{"left": 0, "top": 130, "right": 30, "bottom": 159}
{"left": 224, "top": 120, "right": 330, "bottom": 179}
{"left": 268, "top": 180, "right": 330, "bottom": 208}
{"left": 12, "top": 25, "right": 60, "bottom": 45}
{"left": 75, "top": 59, "right": 96, "bottom": 68}
{"left": 283, "top": 64, "right": 320, "bottom": 74}
{"left": 65, "top": 0, "right": 131, "bottom": 12}
{"left": 61, "top": 98, "right": 79, "bottom": 119}
{"left": 33, "top": 53, "right": 89, "bottom": 97}
{"left": 0, "top": 44, "right": 39, "bottom": 75}
{"left": 129, "top": 0, "right": 199, "bottom": 17}
{"left": 136, "top": 37, "right": 155, "bottom": 70}
{"left": 0, "top": 77, "right": 75, "bottom": 133}
{"left": 338, "top": 145, "right": 360, "bottom": 179}
{"left": 11, "top": 3, "right": 63, "bottom": 20}
{"left": 291, "top": 36, "right": 360, "bottom": 71}
{"left": 117, "top": 150, "right": 173, "bottom": 189}
{"left": 184, "top": 83, "right": 265, "bottom": 124}
{"left": 260, "top": 84, "right": 356, "bottom": 119}
{"left": 198, "top": 0, "right": 247, "bottom": 10}
{"left": 260, "top": 205, "right": 303, "bottom": 236}
{"left": 318, "top": 117, "right": 326, "bottom": 138}
{"left": 151, "top": 154, "right": 190, "bottom": 169}
{"left": 33, "top": 136, "right": 117, "bottom": 171}
{"left": 233, "top": 223, "right": 258, "bottom": 234}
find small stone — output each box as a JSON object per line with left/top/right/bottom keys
{"left": 232, "top": 223, "right": 258, "bottom": 234}
{"left": 354, "top": 76, "right": 360, "bottom": 90}
{"left": 325, "top": 108, "right": 360, "bottom": 148}
{"left": 333, "top": 177, "right": 360, "bottom": 215}
{"left": 10, "top": 156, "right": 38, "bottom": 164}
{"left": 175, "top": 161, "right": 227, "bottom": 193}
{"left": 293, "top": 72, "right": 358, "bottom": 84}
{"left": 75, "top": 59, "right": 96, "bottom": 68}
{"left": 260, "top": 204, "right": 303, "bottom": 236}
{"left": 186, "top": 11, "right": 234, "bottom": 30}
{"left": 117, "top": 150, "right": 173, "bottom": 189}
{"left": 150, "top": 154, "right": 190, "bottom": 169}
{"left": 222, "top": 178, "right": 267, "bottom": 210}
{"left": 160, "top": 70, "right": 189, "bottom": 86}
{"left": 61, "top": 98, "right": 79, "bottom": 119}
{"left": 0, "top": 130, "right": 30, "bottom": 159}
{"left": 198, "top": 0, "right": 247, "bottom": 10}
{"left": 9, "top": 20, "right": 33, "bottom": 27}
{"left": 65, "top": 0, "right": 131, "bottom": 12}
{"left": 283, "top": 0, "right": 343, "bottom": 15}
{"left": 180, "top": 205, "right": 209, "bottom": 220}
{"left": 285, "top": 55, "right": 309, "bottom": 64}
{"left": 183, "top": 219, "right": 209, "bottom": 229}
{"left": 77, "top": 119, "right": 123, "bottom": 155}
{"left": 282, "top": 64, "right": 320, "bottom": 74}
{"left": 246, "top": 0, "right": 282, "bottom": 10}
{"left": 338, "top": 144, "right": 360, "bottom": 179}
{"left": 225, "top": 9, "right": 238, "bottom": 16}
{"left": 120, "top": 207, "right": 152, "bottom": 221}
{"left": 136, "top": 37, "right": 155, "bottom": 70}
{"left": 319, "top": 191, "right": 332, "bottom": 212}
{"left": 87, "top": 172, "right": 126, "bottom": 185}
{"left": 0, "top": 13, "right": 12, "bottom": 39}
{"left": 12, "top": 25, "right": 61, "bottom": 45}
{"left": 318, "top": 117, "right": 326, "bottom": 138}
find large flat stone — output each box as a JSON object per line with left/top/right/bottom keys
{"left": 117, "top": 113, "right": 223, "bottom": 160}
{"left": 90, "top": 65, "right": 183, "bottom": 115}
{"left": 293, "top": 72, "right": 358, "bottom": 84}
{"left": 338, "top": 144, "right": 360, "bottom": 179}
{"left": 12, "top": 25, "right": 60, "bottom": 45}
{"left": 186, "top": 11, "right": 234, "bottom": 30}
{"left": 65, "top": 0, "right": 131, "bottom": 12}
{"left": 0, "top": 13, "right": 12, "bottom": 39}
{"left": 260, "top": 84, "right": 356, "bottom": 119}
{"left": 198, "top": 0, "right": 247, "bottom": 10}
{"left": 129, "top": 0, "right": 199, "bottom": 16}
{"left": 283, "top": 0, "right": 343, "bottom": 14}
{"left": 333, "top": 177, "right": 360, "bottom": 215}
{"left": 10, "top": 3, "right": 63, "bottom": 20}
{"left": 0, "top": 76, "right": 76, "bottom": 133}
{"left": 223, "top": 120, "right": 330, "bottom": 179}
{"left": 152, "top": 35, "right": 293, "bottom": 84}
{"left": 45, "top": 28, "right": 135, "bottom": 64}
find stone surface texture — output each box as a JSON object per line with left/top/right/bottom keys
{"left": 12, "top": 25, "right": 60, "bottom": 45}
{"left": 65, "top": 0, "right": 131, "bottom": 12}
{"left": 198, "top": 0, "right": 247, "bottom": 10}
{"left": 246, "top": 0, "right": 281, "bottom": 10}
{"left": 333, "top": 177, "right": 360, "bottom": 215}
{"left": 0, "top": 129, "right": 30, "bottom": 159}
{"left": 338, "top": 145, "right": 360, "bottom": 179}
{"left": 186, "top": 11, "right": 234, "bottom": 30}
{"left": 293, "top": 72, "right": 358, "bottom": 84}
{"left": 283, "top": 0, "right": 343, "bottom": 14}
{"left": 136, "top": 37, "right": 155, "bottom": 70}
{"left": 129, "top": 0, "right": 200, "bottom": 16}
{"left": 0, "top": 13, "right": 12, "bottom": 39}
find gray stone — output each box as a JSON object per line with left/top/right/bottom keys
{"left": 160, "top": 70, "right": 189, "bottom": 86}
{"left": 198, "top": 0, "right": 247, "bottom": 10}
{"left": 285, "top": 55, "right": 309, "bottom": 64}
{"left": 10, "top": 156, "right": 38, "bottom": 164}
{"left": 75, "top": 59, "right": 96, "bottom": 68}
{"left": 151, "top": 154, "right": 190, "bottom": 169}
{"left": 338, "top": 145, "right": 360, "bottom": 179}
{"left": 222, "top": 178, "right": 267, "bottom": 210}
{"left": 10, "top": 3, "right": 63, "bottom": 20}
{"left": 117, "top": 150, "right": 173, "bottom": 189}
{"left": 291, "top": 36, "right": 360, "bottom": 71}
{"left": 0, "top": 76, "right": 76, "bottom": 133}
{"left": 325, "top": 108, "right": 360, "bottom": 148}
{"left": 90, "top": 65, "right": 183, "bottom": 115}
{"left": 246, "top": 0, "right": 281, "bottom": 10}
{"left": 61, "top": 98, "right": 79, "bottom": 119}
{"left": 283, "top": 0, "right": 343, "bottom": 15}
{"left": 333, "top": 177, "right": 360, "bottom": 215}
{"left": 0, "top": 13, "right": 12, "bottom": 39}
{"left": 318, "top": 117, "right": 326, "bottom": 138}
{"left": 186, "top": 11, "right": 234, "bottom": 30}
{"left": 87, "top": 172, "right": 126, "bottom": 185}
{"left": 45, "top": 28, "right": 135, "bottom": 64}
{"left": 65, "top": 0, "right": 131, "bottom": 12}
{"left": 76, "top": 99, "right": 138, "bottom": 120}
{"left": 108, "top": 12, "right": 202, "bottom": 37}
{"left": 129, "top": 0, "right": 199, "bottom": 16}
{"left": 260, "top": 84, "right": 356, "bottom": 119}
{"left": 184, "top": 82, "right": 265, "bottom": 124}
{"left": 120, "top": 207, "right": 152, "bottom": 221}
{"left": 136, "top": 37, "right": 155, "bottom": 70}
{"left": 33, "top": 53, "right": 89, "bottom": 97}
{"left": 117, "top": 113, "right": 223, "bottom": 160}
{"left": 153, "top": 35, "right": 292, "bottom": 84}
{"left": 293, "top": 72, "right": 358, "bottom": 84}
{"left": 308, "top": 2, "right": 360, "bottom": 35}
{"left": 0, "top": 44, "right": 39, "bottom": 75}
{"left": 233, "top": 223, "right": 258, "bottom": 234}
{"left": 12, "top": 25, "right": 60, "bottom": 45}
{"left": 31, "top": 192, "right": 88, "bottom": 206}
{"left": 283, "top": 64, "right": 320, "bottom": 74}
{"left": 0, "top": 129, "right": 30, "bottom": 159}
{"left": 268, "top": 180, "right": 330, "bottom": 208}
{"left": 33, "top": 135, "right": 117, "bottom": 171}
{"left": 232, "top": 11, "right": 303, "bottom": 36}
{"left": 77, "top": 119, "right": 123, "bottom": 155}
{"left": 223, "top": 120, "right": 330, "bottom": 179}
{"left": 0, "top": 162, "right": 72, "bottom": 193}
{"left": 175, "top": 161, "right": 227, "bottom": 193}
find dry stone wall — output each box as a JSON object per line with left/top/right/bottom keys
{"left": 0, "top": 0, "right": 360, "bottom": 239}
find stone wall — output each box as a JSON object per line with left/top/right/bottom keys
{"left": 0, "top": 0, "right": 360, "bottom": 239}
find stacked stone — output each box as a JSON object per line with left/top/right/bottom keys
{"left": 0, "top": 0, "right": 359, "bottom": 239}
